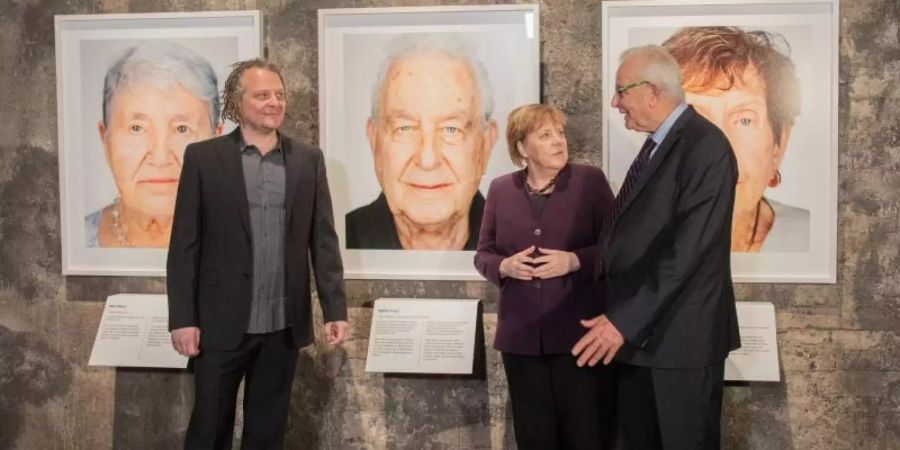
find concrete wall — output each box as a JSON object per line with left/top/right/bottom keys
{"left": 0, "top": 0, "right": 897, "bottom": 448}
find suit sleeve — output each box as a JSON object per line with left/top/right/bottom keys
{"left": 571, "top": 170, "right": 615, "bottom": 283}
{"left": 474, "top": 180, "right": 505, "bottom": 286}
{"left": 310, "top": 148, "right": 348, "bottom": 323}
{"left": 607, "top": 138, "right": 737, "bottom": 347}
{"left": 167, "top": 145, "right": 203, "bottom": 331}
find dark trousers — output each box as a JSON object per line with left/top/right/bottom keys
{"left": 185, "top": 329, "right": 298, "bottom": 450}
{"left": 617, "top": 361, "right": 726, "bottom": 450}
{"left": 502, "top": 352, "right": 616, "bottom": 450}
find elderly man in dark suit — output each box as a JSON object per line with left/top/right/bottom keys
{"left": 573, "top": 45, "right": 740, "bottom": 449}
{"left": 167, "top": 60, "right": 348, "bottom": 450}
{"left": 475, "top": 104, "right": 616, "bottom": 449}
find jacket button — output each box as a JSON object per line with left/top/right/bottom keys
{"left": 534, "top": 228, "right": 542, "bottom": 236}
{"left": 534, "top": 281, "right": 542, "bottom": 289}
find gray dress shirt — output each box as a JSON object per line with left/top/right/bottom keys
{"left": 241, "top": 136, "right": 290, "bottom": 333}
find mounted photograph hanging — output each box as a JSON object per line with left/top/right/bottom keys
{"left": 602, "top": 0, "right": 839, "bottom": 283}
{"left": 319, "top": 5, "right": 541, "bottom": 279}
{"left": 56, "top": 11, "right": 262, "bottom": 276}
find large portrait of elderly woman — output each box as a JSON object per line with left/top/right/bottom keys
{"left": 56, "top": 12, "right": 261, "bottom": 275}
{"left": 319, "top": 6, "right": 540, "bottom": 279}
{"left": 602, "top": 0, "right": 838, "bottom": 283}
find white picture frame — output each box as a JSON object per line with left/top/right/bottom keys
{"left": 318, "top": 5, "right": 541, "bottom": 280}
{"left": 55, "top": 11, "right": 262, "bottom": 276}
{"left": 602, "top": 0, "right": 839, "bottom": 283}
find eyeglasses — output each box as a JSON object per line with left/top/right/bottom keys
{"left": 614, "top": 80, "right": 650, "bottom": 96}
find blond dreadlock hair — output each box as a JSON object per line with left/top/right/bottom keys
{"left": 221, "top": 59, "right": 286, "bottom": 124}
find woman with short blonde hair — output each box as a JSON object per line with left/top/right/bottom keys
{"left": 475, "top": 104, "right": 616, "bottom": 449}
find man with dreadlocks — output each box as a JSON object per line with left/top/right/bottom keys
{"left": 167, "top": 59, "right": 348, "bottom": 449}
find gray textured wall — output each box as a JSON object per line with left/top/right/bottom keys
{"left": 0, "top": 0, "right": 898, "bottom": 449}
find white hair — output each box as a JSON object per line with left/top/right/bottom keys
{"left": 370, "top": 33, "right": 495, "bottom": 128}
{"left": 620, "top": 45, "right": 685, "bottom": 103}
{"left": 102, "top": 41, "right": 220, "bottom": 131}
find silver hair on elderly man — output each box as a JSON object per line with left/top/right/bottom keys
{"left": 619, "top": 45, "right": 686, "bottom": 104}
{"left": 369, "top": 33, "right": 496, "bottom": 127}
{"left": 102, "top": 41, "right": 221, "bottom": 131}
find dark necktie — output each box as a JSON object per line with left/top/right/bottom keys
{"left": 599, "top": 137, "right": 656, "bottom": 247}
{"left": 596, "top": 137, "right": 657, "bottom": 278}
{"left": 613, "top": 136, "right": 656, "bottom": 216}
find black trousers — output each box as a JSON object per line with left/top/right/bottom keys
{"left": 502, "top": 352, "right": 616, "bottom": 450}
{"left": 185, "top": 329, "right": 298, "bottom": 450}
{"left": 617, "top": 361, "right": 726, "bottom": 450}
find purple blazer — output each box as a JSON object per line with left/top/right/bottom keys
{"left": 475, "top": 164, "right": 614, "bottom": 355}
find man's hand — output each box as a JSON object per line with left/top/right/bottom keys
{"left": 324, "top": 320, "right": 349, "bottom": 346}
{"left": 499, "top": 245, "right": 536, "bottom": 280}
{"left": 571, "top": 315, "right": 624, "bottom": 367}
{"left": 171, "top": 326, "right": 201, "bottom": 357}
{"left": 532, "top": 247, "right": 579, "bottom": 279}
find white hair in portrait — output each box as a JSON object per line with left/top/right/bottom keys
{"left": 101, "top": 41, "right": 221, "bottom": 131}
{"left": 369, "top": 33, "right": 496, "bottom": 128}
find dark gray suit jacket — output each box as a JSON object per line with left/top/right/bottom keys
{"left": 602, "top": 106, "right": 741, "bottom": 368}
{"left": 167, "top": 128, "right": 347, "bottom": 351}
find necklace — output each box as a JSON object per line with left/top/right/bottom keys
{"left": 749, "top": 202, "right": 761, "bottom": 245}
{"left": 526, "top": 172, "right": 558, "bottom": 195}
{"left": 744, "top": 199, "right": 771, "bottom": 250}
{"left": 110, "top": 198, "right": 129, "bottom": 246}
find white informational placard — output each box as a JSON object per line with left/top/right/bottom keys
{"left": 725, "top": 302, "right": 780, "bottom": 382}
{"left": 88, "top": 294, "right": 188, "bottom": 369}
{"left": 365, "top": 298, "right": 480, "bottom": 374}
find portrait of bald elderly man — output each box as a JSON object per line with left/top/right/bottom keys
{"left": 345, "top": 34, "right": 499, "bottom": 251}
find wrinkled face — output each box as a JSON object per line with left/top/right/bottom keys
{"left": 366, "top": 52, "right": 497, "bottom": 227}
{"left": 685, "top": 64, "right": 790, "bottom": 212}
{"left": 519, "top": 120, "right": 568, "bottom": 172}
{"left": 99, "top": 80, "right": 218, "bottom": 217}
{"left": 611, "top": 56, "right": 657, "bottom": 133}
{"left": 238, "top": 68, "right": 286, "bottom": 133}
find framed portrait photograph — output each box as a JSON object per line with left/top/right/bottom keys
{"left": 319, "top": 5, "right": 541, "bottom": 279}
{"left": 602, "top": 0, "right": 839, "bottom": 283}
{"left": 56, "top": 11, "right": 262, "bottom": 276}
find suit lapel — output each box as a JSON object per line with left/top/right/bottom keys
{"left": 218, "top": 128, "right": 252, "bottom": 240}
{"left": 616, "top": 106, "right": 695, "bottom": 218}
{"left": 512, "top": 170, "right": 536, "bottom": 221}
{"left": 283, "top": 136, "right": 303, "bottom": 223}
{"left": 536, "top": 164, "right": 572, "bottom": 221}
{"left": 513, "top": 165, "right": 572, "bottom": 223}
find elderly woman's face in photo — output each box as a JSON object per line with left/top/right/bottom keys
{"left": 520, "top": 121, "right": 568, "bottom": 170}
{"left": 684, "top": 64, "right": 791, "bottom": 215}
{"left": 98, "top": 80, "right": 217, "bottom": 218}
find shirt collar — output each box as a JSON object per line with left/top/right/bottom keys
{"left": 239, "top": 131, "right": 283, "bottom": 154}
{"left": 649, "top": 102, "right": 688, "bottom": 146}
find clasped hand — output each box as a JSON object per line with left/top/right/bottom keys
{"left": 499, "top": 245, "right": 579, "bottom": 280}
